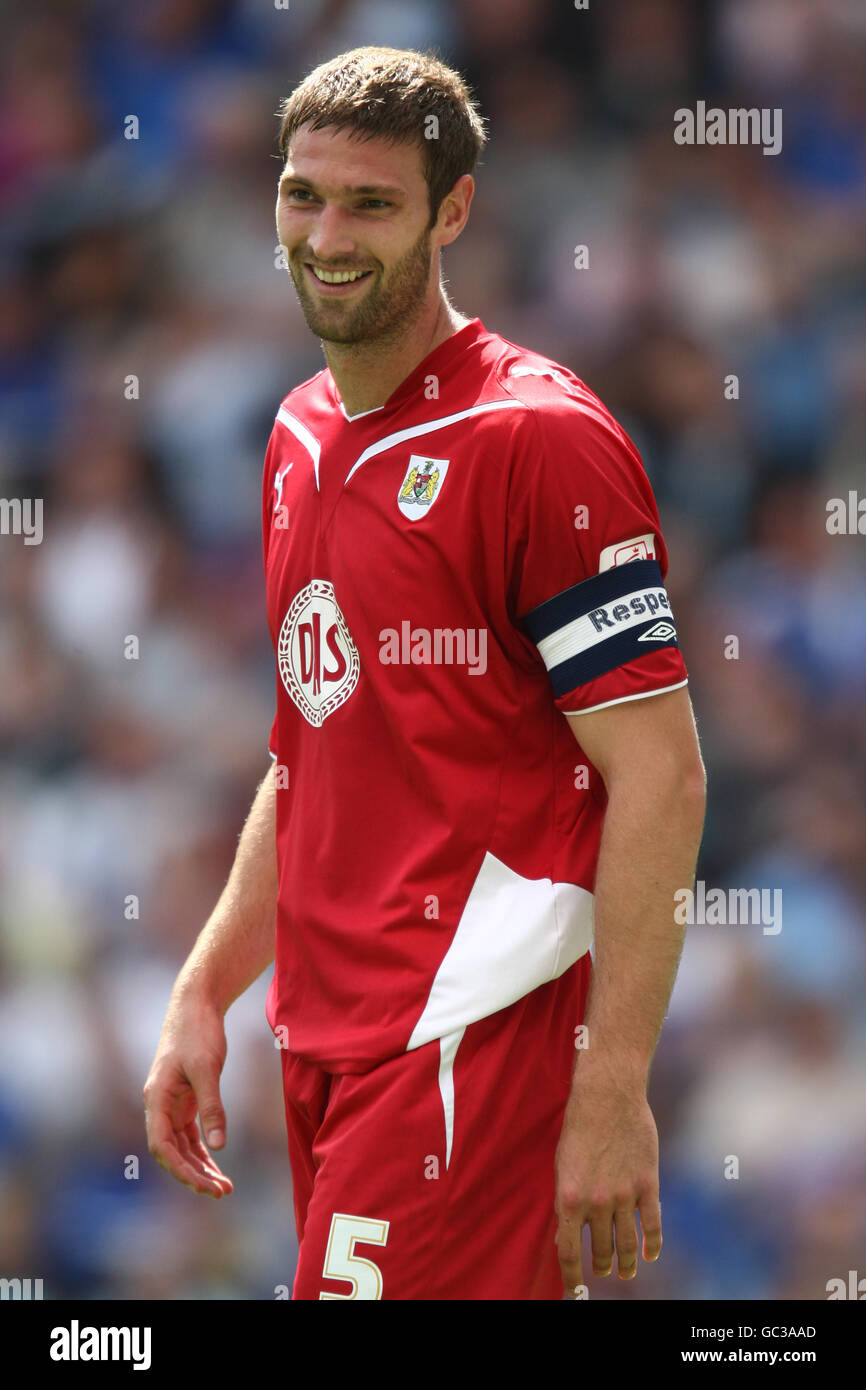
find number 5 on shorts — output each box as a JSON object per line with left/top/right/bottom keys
{"left": 319, "top": 1212, "right": 390, "bottom": 1300}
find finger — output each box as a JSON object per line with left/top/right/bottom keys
{"left": 588, "top": 1209, "right": 614, "bottom": 1277}
{"left": 555, "top": 1207, "right": 586, "bottom": 1297}
{"left": 613, "top": 1205, "right": 638, "bottom": 1279}
{"left": 182, "top": 1120, "right": 231, "bottom": 1177}
{"left": 185, "top": 1062, "right": 227, "bottom": 1149}
{"left": 639, "top": 1191, "right": 663, "bottom": 1262}
{"left": 154, "top": 1139, "right": 223, "bottom": 1196}
{"left": 175, "top": 1130, "right": 231, "bottom": 1195}
{"left": 148, "top": 1110, "right": 225, "bottom": 1197}
{"left": 181, "top": 1123, "right": 234, "bottom": 1192}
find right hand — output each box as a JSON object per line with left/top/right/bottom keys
{"left": 143, "top": 992, "right": 234, "bottom": 1198}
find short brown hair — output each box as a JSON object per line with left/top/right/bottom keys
{"left": 277, "top": 46, "right": 487, "bottom": 226}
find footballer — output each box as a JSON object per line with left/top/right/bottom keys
{"left": 144, "top": 46, "right": 706, "bottom": 1301}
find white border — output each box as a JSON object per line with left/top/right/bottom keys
{"left": 339, "top": 401, "right": 384, "bottom": 422}
{"left": 344, "top": 399, "right": 524, "bottom": 485}
{"left": 562, "top": 677, "right": 688, "bottom": 716}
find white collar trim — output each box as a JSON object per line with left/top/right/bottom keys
{"left": 338, "top": 400, "right": 385, "bottom": 422}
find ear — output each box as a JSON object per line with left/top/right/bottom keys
{"left": 434, "top": 174, "right": 475, "bottom": 248}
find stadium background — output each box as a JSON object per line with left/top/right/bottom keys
{"left": 1, "top": 0, "right": 864, "bottom": 1300}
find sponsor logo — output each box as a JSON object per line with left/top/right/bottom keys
{"left": 277, "top": 580, "right": 360, "bottom": 727}
{"left": 398, "top": 455, "right": 449, "bottom": 520}
{"left": 638, "top": 620, "right": 677, "bottom": 642}
{"left": 598, "top": 532, "right": 656, "bottom": 571}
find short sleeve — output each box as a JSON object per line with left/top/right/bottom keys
{"left": 507, "top": 396, "right": 688, "bottom": 714}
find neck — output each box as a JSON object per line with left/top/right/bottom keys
{"left": 323, "top": 292, "right": 470, "bottom": 418}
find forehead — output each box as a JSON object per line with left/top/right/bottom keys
{"left": 282, "top": 123, "right": 425, "bottom": 195}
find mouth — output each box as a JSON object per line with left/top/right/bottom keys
{"left": 304, "top": 263, "right": 374, "bottom": 296}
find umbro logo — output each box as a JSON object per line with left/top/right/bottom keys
{"left": 638, "top": 621, "right": 677, "bottom": 643}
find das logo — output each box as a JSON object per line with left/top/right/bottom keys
{"left": 277, "top": 580, "right": 360, "bottom": 727}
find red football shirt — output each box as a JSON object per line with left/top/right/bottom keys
{"left": 262, "top": 318, "right": 687, "bottom": 1071}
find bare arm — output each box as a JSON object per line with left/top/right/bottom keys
{"left": 144, "top": 761, "right": 279, "bottom": 1196}
{"left": 553, "top": 686, "right": 706, "bottom": 1291}
{"left": 170, "top": 760, "right": 278, "bottom": 1016}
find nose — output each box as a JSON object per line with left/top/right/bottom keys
{"left": 306, "top": 202, "right": 357, "bottom": 264}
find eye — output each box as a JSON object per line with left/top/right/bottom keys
{"left": 359, "top": 199, "right": 390, "bottom": 210}
{"left": 283, "top": 186, "right": 315, "bottom": 201}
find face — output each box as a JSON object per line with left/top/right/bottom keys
{"left": 276, "top": 125, "right": 466, "bottom": 345}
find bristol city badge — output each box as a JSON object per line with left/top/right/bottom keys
{"left": 397, "top": 454, "right": 450, "bottom": 520}
{"left": 277, "top": 580, "right": 360, "bottom": 727}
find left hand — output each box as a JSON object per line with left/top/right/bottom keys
{"left": 554, "top": 1065, "right": 662, "bottom": 1296}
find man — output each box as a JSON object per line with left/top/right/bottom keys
{"left": 144, "top": 46, "right": 706, "bottom": 1301}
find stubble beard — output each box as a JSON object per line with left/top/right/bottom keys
{"left": 289, "top": 223, "right": 434, "bottom": 347}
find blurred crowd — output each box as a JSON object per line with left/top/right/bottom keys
{"left": 1, "top": 0, "right": 865, "bottom": 1300}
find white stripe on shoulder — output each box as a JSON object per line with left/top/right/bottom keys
{"left": 275, "top": 408, "right": 322, "bottom": 491}
{"left": 344, "top": 399, "right": 526, "bottom": 485}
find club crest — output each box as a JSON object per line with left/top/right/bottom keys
{"left": 397, "top": 454, "right": 450, "bottom": 520}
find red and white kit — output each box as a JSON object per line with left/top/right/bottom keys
{"left": 261, "top": 318, "right": 688, "bottom": 1299}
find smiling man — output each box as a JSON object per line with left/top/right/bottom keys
{"left": 282, "top": 146, "right": 436, "bottom": 352}
{"left": 145, "top": 46, "right": 706, "bottom": 1301}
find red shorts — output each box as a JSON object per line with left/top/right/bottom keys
{"left": 277, "top": 957, "right": 591, "bottom": 1300}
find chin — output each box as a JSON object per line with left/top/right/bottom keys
{"left": 303, "top": 312, "right": 364, "bottom": 344}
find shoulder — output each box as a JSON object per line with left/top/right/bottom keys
{"left": 276, "top": 367, "right": 330, "bottom": 418}
{"left": 261, "top": 370, "right": 330, "bottom": 487}
{"left": 481, "top": 334, "right": 647, "bottom": 491}
{"left": 482, "top": 332, "right": 635, "bottom": 450}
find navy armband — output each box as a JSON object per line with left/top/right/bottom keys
{"left": 521, "top": 558, "right": 679, "bottom": 695}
